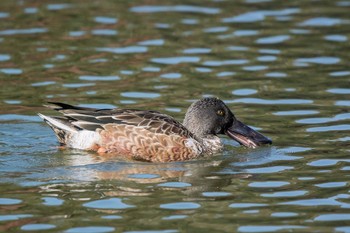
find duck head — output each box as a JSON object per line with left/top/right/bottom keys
{"left": 183, "top": 97, "right": 272, "bottom": 148}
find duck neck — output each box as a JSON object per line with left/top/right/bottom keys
{"left": 183, "top": 111, "right": 223, "bottom": 153}
{"left": 183, "top": 115, "right": 207, "bottom": 140}
{"left": 183, "top": 119, "right": 223, "bottom": 153}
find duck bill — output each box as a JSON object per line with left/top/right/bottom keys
{"left": 225, "top": 120, "right": 272, "bottom": 148}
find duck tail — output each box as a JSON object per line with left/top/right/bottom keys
{"left": 38, "top": 113, "right": 78, "bottom": 145}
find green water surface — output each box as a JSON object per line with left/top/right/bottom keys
{"left": 0, "top": 0, "right": 350, "bottom": 232}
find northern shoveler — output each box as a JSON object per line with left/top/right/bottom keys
{"left": 38, "top": 97, "right": 271, "bottom": 162}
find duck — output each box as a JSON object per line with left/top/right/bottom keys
{"left": 38, "top": 97, "right": 271, "bottom": 162}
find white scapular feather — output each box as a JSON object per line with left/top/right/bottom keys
{"left": 38, "top": 113, "right": 77, "bottom": 133}
{"left": 38, "top": 113, "right": 101, "bottom": 149}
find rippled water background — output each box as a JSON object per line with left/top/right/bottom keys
{"left": 0, "top": 0, "right": 350, "bottom": 232}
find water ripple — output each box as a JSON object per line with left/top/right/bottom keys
{"left": 0, "top": 114, "right": 40, "bottom": 122}
{"left": 196, "top": 67, "right": 212, "bottom": 73}
{"left": 233, "top": 30, "right": 259, "bottom": 36}
{"left": 324, "top": 34, "right": 348, "bottom": 42}
{"left": 308, "top": 159, "right": 350, "bottom": 167}
{"left": 338, "top": 1, "right": 350, "bottom": 6}
{"left": 229, "top": 203, "right": 267, "bottom": 208}
{"left": 329, "top": 71, "right": 350, "bottom": 77}
{"left": 0, "top": 214, "right": 33, "bottom": 222}
{"left": 0, "top": 28, "right": 48, "bottom": 35}
{"left": 306, "top": 124, "right": 350, "bottom": 132}
{"left": 222, "top": 8, "right": 299, "bottom": 23}
{"left": 226, "top": 46, "right": 249, "bottom": 51}
{"left": 229, "top": 98, "right": 313, "bottom": 105}
{"left": 290, "top": 28, "right": 311, "bottom": 34}
{"left": 265, "top": 72, "right": 287, "bottom": 78}
{"left": 160, "top": 73, "right": 182, "bottom": 79}
{"left": 238, "top": 225, "right": 306, "bottom": 232}
{"left": 294, "top": 56, "right": 340, "bottom": 65}
{"left": 65, "top": 226, "right": 115, "bottom": 233}
{"left": 257, "top": 55, "right": 277, "bottom": 62}
{"left": 79, "top": 75, "right": 120, "bottom": 81}
{"left": 217, "top": 71, "right": 236, "bottom": 77}
{"left": 202, "top": 192, "right": 231, "bottom": 197}
{"left": 299, "top": 17, "right": 344, "bottom": 26}
{"left": 327, "top": 88, "right": 350, "bottom": 94}
{"left": 232, "top": 89, "right": 257, "bottom": 96}
{"left": 4, "top": 100, "right": 21, "bottom": 105}
{"left": 158, "top": 182, "right": 191, "bottom": 188}
{"left": 0, "top": 54, "right": 10, "bottom": 61}
{"left": 181, "top": 19, "right": 198, "bottom": 25}
{"left": 0, "top": 12, "right": 9, "bottom": 18}
{"left": 162, "top": 215, "right": 188, "bottom": 220}
{"left": 143, "top": 66, "right": 161, "bottom": 72}
{"left": 47, "top": 4, "right": 72, "bottom": 10}
{"left": 315, "top": 182, "right": 347, "bottom": 188}
{"left": 246, "top": 166, "right": 294, "bottom": 174}
{"left": 128, "top": 174, "right": 159, "bottom": 179}
{"left": 331, "top": 136, "right": 350, "bottom": 142}
{"left": 298, "top": 112, "right": 350, "bottom": 124}
{"left": 314, "top": 214, "right": 350, "bottom": 221}
{"left": 121, "top": 92, "right": 160, "bottom": 99}
{"left": 0, "top": 68, "right": 22, "bottom": 75}
{"left": 183, "top": 48, "right": 211, "bottom": 54}
{"left": 101, "top": 215, "right": 122, "bottom": 220}
{"left": 256, "top": 35, "right": 290, "bottom": 44}
{"left": 24, "top": 8, "right": 38, "bottom": 14}
{"left": 138, "top": 39, "right": 165, "bottom": 46}
{"left": 151, "top": 56, "right": 200, "bottom": 65}
{"left": 42, "top": 197, "right": 64, "bottom": 206}
{"left": 96, "top": 46, "right": 147, "bottom": 54}
{"left": 120, "top": 70, "right": 134, "bottom": 75}
{"left": 130, "top": 5, "right": 221, "bottom": 14}
{"left": 160, "top": 202, "right": 201, "bottom": 210}
{"left": 281, "top": 198, "right": 350, "bottom": 208}
{"left": 336, "top": 227, "right": 350, "bottom": 233}
{"left": 218, "top": 31, "right": 259, "bottom": 39}
{"left": 246, "top": 0, "right": 273, "bottom": 2}
{"left": 0, "top": 198, "right": 22, "bottom": 205}
{"left": 91, "top": 29, "right": 118, "bottom": 36}
{"left": 155, "top": 23, "right": 172, "bottom": 29}
{"left": 261, "top": 190, "right": 308, "bottom": 197}
{"left": 94, "top": 16, "right": 118, "bottom": 24}
{"left": 83, "top": 198, "right": 135, "bottom": 209}
{"left": 203, "top": 26, "right": 228, "bottom": 33}
{"left": 259, "top": 49, "right": 281, "bottom": 54}
{"left": 271, "top": 212, "right": 298, "bottom": 217}
{"left": 63, "top": 83, "right": 95, "bottom": 88}
{"left": 21, "top": 224, "right": 56, "bottom": 231}
{"left": 69, "top": 31, "right": 86, "bottom": 37}
{"left": 274, "top": 110, "right": 319, "bottom": 116}
{"left": 125, "top": 230, "right": 177, "bottom": 233}
{"left": 203, "top": 59, "right": 248, "bottom": 66}
{"left": 243, "top": 65, "right": 268, "bottom": 71}
{"left": 335, "top": 100, "right": 350, "bottom": 106}
{"left": 248, "top": 181, "right": 290, "bottom": 188}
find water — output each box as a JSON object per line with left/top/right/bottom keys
{"left": 0, "top": 0, "right": 349, "bottom": 232}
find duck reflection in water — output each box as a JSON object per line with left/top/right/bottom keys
{"left": 47, "top": 145, "right": 274, "bottom": 198}
{"left": 39, "top": 97, "right": 272, "bottom": 162}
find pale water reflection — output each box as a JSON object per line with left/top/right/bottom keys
{"left": 0, "top": 0, "right": 350, "bottom": 232}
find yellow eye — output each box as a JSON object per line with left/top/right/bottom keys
{"left": 217, "top": 110, "right": 224, "bottom": 116}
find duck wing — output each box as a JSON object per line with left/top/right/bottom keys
{"left": 44, "top": 102, "right": 194, "bottom": 138}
